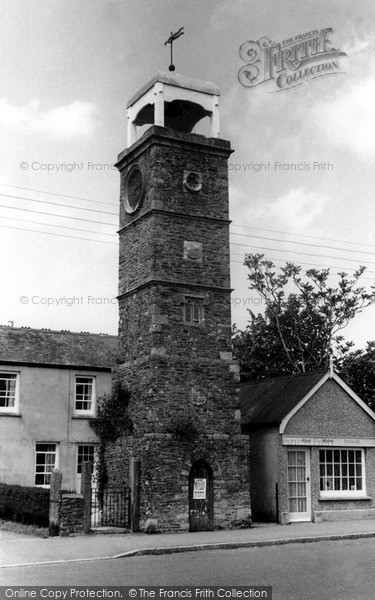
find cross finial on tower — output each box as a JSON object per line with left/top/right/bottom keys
{"left": 165, "top": 27, "right": 184, "bottom": 72}
{"left": 329, "top": 355, "right": 334, "bottom": 377}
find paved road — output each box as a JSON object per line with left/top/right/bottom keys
{"left": 1, "top": 538, "right": 375, "bottom": 599}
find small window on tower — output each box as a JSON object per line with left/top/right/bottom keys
{"left": 184, "top": 297, "right": 204, "bottom": 325}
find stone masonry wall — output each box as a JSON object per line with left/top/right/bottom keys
{"left": 112, "top": 125, "right": 251, "bottom": 531}
{"left": 107, "top": 433, "right": 250, "bottom": 532}
{"left": 117, "top": 126, "right": 232, "bottom": 224}
{"left": 119, "top": 214, "right": 231, "bottom": 294}
{"left": 59, "top": 494, "right": 84, "bottom": 536}
{"left": 118, "top": 285, "right": 232, "bottom": 367}
{"left": 115, "top": 355, "right": 241, "bottom": 437}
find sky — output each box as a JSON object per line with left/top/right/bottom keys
{"left": 1, "top": 0, "right": 375, "bottom": 349}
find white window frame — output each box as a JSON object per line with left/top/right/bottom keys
{"left": 76, "top": 444, "right": 97, "bottom": 493}
{"left": 0, "top": 371, "right": 19, "bottom": 414}
{"left": 35, "top": 443, "right": 59, "bottom": 488}
{"left": 74, "top": 375, "right": 96, "bottom": 416}
{"left": 319, "top": 447, "right": 366, "bottom": 499}
{"left": 287, "top": 449, "right": 311, "bottom": 521}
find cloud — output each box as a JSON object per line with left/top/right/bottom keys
{"left": 210, "top": 0, "right": 250, "bottom": 29}
{"left": 0, "top": 99, "right": 98, "bottom": 139}
{"left": 228, "top": 35, "right": 375, "bottom": 162}
{"left": 313, "top": 77, "right": 375, "bottom": 160}
{"left": 341, "top": 37, "right": 375, "bottom": 76}
{"left": 271, "top": 187, "right": 327, "bottom": 232}
{"left": 309, "top": 37, "right": 375, "bottom": 160}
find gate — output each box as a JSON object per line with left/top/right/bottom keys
{"left": 91, "top": 487, "right": 131, "bottom": 528}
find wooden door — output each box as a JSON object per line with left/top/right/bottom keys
{"left": 189, "top": 459, "right": 213, "bottom": 532}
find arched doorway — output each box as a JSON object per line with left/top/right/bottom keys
{"left": 188, "top": 459, "right": 213, "bottom": 531}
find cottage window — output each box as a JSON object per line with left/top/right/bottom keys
{"left": 75, "top": 376, "right": 95, "bottom": 414}
{"left": 35, "top": 443, "right": 58, "bottom": 487}
{"left": 184, "top": 297, "right": 203, "bottom": 325}
{"left": 0, "top": 372, "right": 18, "bottom": 412}
{"left": 319, "top": 448, "right": 366, "bottom": 498}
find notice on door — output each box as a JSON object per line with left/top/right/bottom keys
{"left": 193, "top": 478, "right": 206, "bottom": 499}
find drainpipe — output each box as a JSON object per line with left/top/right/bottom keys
{"left": 275, "top": 483, "right": 279, "bottom": 523}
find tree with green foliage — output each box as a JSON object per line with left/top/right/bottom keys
{"left": 233, "top": 254, "right": 375, "bottom": 381}
{"left": 89, "top": 377, "right": 133, "bottom": 500}
{"left": 340, "top": 342, "right": 375, "bottom": 410}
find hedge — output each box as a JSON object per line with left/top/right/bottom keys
{"left": 0, "top": 482, "right": 49, "bottom": 526}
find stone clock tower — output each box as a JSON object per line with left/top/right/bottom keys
{"left": 112, "top": 72, "right": 251, "bottom": 532}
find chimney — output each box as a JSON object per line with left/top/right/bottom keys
{"left": 7, "top": 321, "right": 14, "bottom": 328}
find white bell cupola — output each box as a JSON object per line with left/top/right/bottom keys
{"left": 126, "top": 71, "right": 220, "bottom": 148}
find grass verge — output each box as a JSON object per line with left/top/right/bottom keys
{"left": 0, "top": 518, "right": 48, "bottom": 538}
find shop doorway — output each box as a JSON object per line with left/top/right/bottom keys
{"left": 287, "top": 449, "right": 311, "bottom": 521}
{"left": 188, "top": 459, "right": 213, "bottom": 532}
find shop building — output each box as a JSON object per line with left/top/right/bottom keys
{"left": 241, "top": 368, "right": 375, "bottom": 523}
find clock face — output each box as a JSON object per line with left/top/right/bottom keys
{"left": 123, "top": 166, "right": 144, "bottom": 214}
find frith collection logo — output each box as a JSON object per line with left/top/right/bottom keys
{"left": 238, "top": 27, "right": 347, "bottom": 91}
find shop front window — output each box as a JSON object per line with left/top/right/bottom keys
{"left": 319, "top": 448, "right": 365, "bottom": 498}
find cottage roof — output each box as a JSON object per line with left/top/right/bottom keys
{"left": 0, "top": 326, "right": 117, "bottom": 369}
{"left": 240, "top": 371, "right": 327, "bottom": 425}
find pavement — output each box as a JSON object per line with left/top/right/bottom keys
{"left": 1, "top": 520, "right": 375, "bottom": 568}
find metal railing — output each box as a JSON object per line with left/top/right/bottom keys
{"left": 91, "top": 487, "right": 130, "bottom": 528}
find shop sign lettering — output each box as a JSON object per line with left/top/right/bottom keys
{"left": 282, "top": 436, "right": 375, "bottom": 447}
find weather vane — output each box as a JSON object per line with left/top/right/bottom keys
{"left": 165, "top": 27, "right": 184, "bottom": 72}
